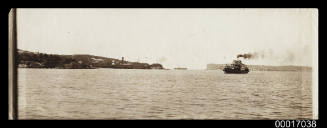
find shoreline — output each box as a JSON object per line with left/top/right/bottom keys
{"left": 17, "top": 67, "right": 312, "bottom": 72}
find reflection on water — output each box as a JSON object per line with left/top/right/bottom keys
{"left": 18, "top": 68, "right": 312, "bottom": 119}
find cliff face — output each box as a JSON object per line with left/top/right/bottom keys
{"left": 207, "top": 64, "right": 312, "bottom": 72}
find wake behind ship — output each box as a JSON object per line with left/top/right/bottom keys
{"left": 223, "top": 60, "right": 249, "bottom": 74}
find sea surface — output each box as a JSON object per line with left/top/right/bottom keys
{"left": 18, "top": 68, "right": 313, "bottom": 119}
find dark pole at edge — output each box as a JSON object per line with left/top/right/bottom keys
{"left": 13, "top": 8, "right": 18, "bottom": 120}
{"left": 9, "top": 8, "right": 18, "bottom": 120}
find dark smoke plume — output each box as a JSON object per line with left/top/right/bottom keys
{"left": 235, "top": 47, "right": 312, "bottom": 66}
{"left": 237, "top": 53, "right": 258, "bottom": 59}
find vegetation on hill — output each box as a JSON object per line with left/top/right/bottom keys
{"left": 17, "top": 49, "right": 163, "bottom": 69}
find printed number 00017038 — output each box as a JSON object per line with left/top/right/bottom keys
{"left": 275, "top": 120, "right": 317, "bottom": 128}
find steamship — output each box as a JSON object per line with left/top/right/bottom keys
{"left": 223, "top": 60, "right": 249, "bottom": 74}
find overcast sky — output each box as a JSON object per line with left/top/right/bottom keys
{"left": 17, "top": 8, "right": 318, "bottom": 69}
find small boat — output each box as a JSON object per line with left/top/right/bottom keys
{"left": 174, "top": 68, "right": 187, "bottom": 70}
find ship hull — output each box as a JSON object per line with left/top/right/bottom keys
{"left": 223, "top": 69, "right": 249, "bottom": 74}
{"left": 223, "top": 71, "right": 249, "bottom": 74}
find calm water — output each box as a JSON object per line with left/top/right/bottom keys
{"left": 18, "top": 68, "right": 313, "bottom": 119}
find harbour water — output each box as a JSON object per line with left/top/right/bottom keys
{"left": 18, "top": 68, "right": 313, "bottom": 119}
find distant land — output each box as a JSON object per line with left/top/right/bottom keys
{"left": 207, "top": 64, "right": 312, "bottom": 72}
{"left": 174, "top": 68, "right": 187, "bottom": 70}
{"left": 17, "top": 49, "right": 164, "bottom": 69}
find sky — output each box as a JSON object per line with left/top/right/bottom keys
{"left": 17, "top": 8, "right": 318, "bottom": 69}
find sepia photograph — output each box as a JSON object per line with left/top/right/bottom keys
{"left": 9, "top": 8, "right": 318, "bottom": 120}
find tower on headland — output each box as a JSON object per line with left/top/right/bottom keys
{"left": 121, "top": 57, "right": 124, "bottom": 64}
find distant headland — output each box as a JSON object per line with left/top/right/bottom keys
{"left": 17, "top": 49, "right": 164, "bottom": 69}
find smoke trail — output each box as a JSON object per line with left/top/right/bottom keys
{"left": 236, "top": 47, "right": 311, "bottom": 66}
{"left": 237, "top": 53, "right": 259, "bottom": 59}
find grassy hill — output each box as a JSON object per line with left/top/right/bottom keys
{"left": 17, "top": 49, "right": 163, "bottom": 69}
